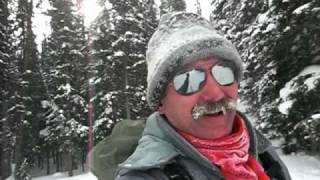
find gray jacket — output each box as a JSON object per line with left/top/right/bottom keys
{"left": 116, "top": 112, "right": 291, "bottom": 180}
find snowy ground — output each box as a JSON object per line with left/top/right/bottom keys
{"left": 6, "top": 153, "right": 320, "bottom": 180}
{"left": 280, "top": 153, "right": 320, "bottom": 180}
{"left": 33, "top": 172, "right": 96, "bottom": 180}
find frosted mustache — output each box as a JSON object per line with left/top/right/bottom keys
{"left": 191, "top": 98, "right": 237, "bottom": 120}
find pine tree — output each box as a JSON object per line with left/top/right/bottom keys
{"left": 210, "top": 0, "right": 320, "bottom": 154}
{"left": 0, "top": 0, "right": 14, "bottom": 179}
{"left": 90, "top": 0, "right": 157, "bottom": 142}
{"left": 194, "top": 0, "right": 202, "bottom": 15}
{"left": 273, "top": 0, "right": 320, "bottom": 153}
{"left": 160, "top": 0, "right": 186, "bottom": 15}
{"left": 89, "top": 5, "right": 118, "bottom": 141}
{"left": 210, "top": 0, "right": 273, "bottom": 121}
{"left": 42, "top": 0, "right": 89, "bottom": 175}
{"left": 11, "top": 0, "right": 46, "bottom": 179}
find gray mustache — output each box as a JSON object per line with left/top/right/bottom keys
{"left": 191, "top": 98, "right": 237, "bottom": 120}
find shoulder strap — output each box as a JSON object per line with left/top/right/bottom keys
{"left": 258, "top": 146, "right": 292, "bottom": 180}
{"left": 161, "top": 162, "right": 192, "bottom": 180}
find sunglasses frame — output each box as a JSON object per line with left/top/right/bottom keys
{"left": 172, "top": 61, "right": 237, "bottom": 96}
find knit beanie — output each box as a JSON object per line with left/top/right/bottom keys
{"left": 146, "top": 12, "right": 243, "bottom": 110}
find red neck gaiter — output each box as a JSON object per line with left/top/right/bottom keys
{"left": 177, "top": 115, "right": 269, "bottom": 180}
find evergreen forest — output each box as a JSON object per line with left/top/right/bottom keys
{"left": 0, "top": 0, "right": 319, "bottom": 179}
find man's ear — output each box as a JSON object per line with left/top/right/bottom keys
{"left": 158, "top": 103, "right": 165, "bottom": 114}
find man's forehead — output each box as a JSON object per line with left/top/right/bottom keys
{"left": 182, "top": 58, "right": 220, "bottom": 69}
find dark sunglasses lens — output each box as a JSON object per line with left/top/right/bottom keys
{"left": 211, "top": 65, "right": 235, "bottom": 86}
{"left": 173, "top": 69, "right": 205, "bottom": 94}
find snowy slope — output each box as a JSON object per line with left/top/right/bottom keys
{"left": 6, "top": 153, "right": 319, "bottom": 180}
{"left": 281, "top": 153, "right": 320, "bottom": 180}
{"left": 33, "top": 172, "right": 97, "bottom": 180}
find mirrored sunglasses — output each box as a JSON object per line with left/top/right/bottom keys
{"left": 172, "top": 62, "right": 236, "bottom": 95}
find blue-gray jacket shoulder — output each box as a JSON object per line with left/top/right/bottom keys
{"left": 116, "top": 112, "right": 291, "bottom": 180}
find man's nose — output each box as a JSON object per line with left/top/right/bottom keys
{"left": 199, "top": 74, "right": 224, "bottom": 102}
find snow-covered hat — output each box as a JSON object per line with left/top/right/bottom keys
{"left": 146, "top": 12, "right": 243, "bottom": 110}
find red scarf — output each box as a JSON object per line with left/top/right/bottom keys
{"left": 178, "top": 115, "right": 270, "bottom": 180}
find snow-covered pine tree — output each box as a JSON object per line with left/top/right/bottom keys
{"left": 89, "top": 3, "right": 117, "bottom": 142}
{"left": 210, "top": 0, "right": 275, "bottom": 124}
{"left": 160, "top": 0, "right": 186, "bottom": 15}
{"left": 194, "top": 0, "right": 202, "bottom": 15}
{"left": 107, "top": 0, "right": 154, "bottom": 121}
{"left": 37, "top": 38, "right": 56, "bottom": 175}
{"left": 90, "top": 0, "right": 157, "bottom": 142}
{"left": 235, "top": 0, "right": 320, "bottom": 154}
{"left": 0, "top": 0, "right": 14, "bottom": 179}
{"left": 12, "top": 0, "right": 46, "bottom": 179}
{"left": 210, "top": 0, "right": 320, "bottom": 154}
{"left": 273, "top": 0, "right": 320, "bottom": 154}
{"left": 42, "top": 0, "right": 89, "bottom": 175}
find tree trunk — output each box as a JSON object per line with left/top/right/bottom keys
{"left": 55, "top": 152, "right": 60, "bottom": 172}
{"left": 14, "top": 114, "right": 25, "bottom": 180}
{"left": 63, "top": 150, "right": 73, "bottom": 176}
{"left": 124, "top": 59, "right": 131, "bottom": 120}
{"left": 81, "top": 150, "right": 85, "bottom": 172}
{"left": 0, "top": 101, "right": 12, "bottom": 180}
{"left": 46, "top": 149, "right": 50, "bottom": 175}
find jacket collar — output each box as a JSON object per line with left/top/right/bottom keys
{"left": 118, "top": 113, "right": 180, "bottom": 170}
{"left": 118, "top": 111, "right": 262, "bottom": 171}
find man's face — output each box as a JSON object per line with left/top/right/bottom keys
{"left": 160, "top": 58, "right": 239, "bottom": 139}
